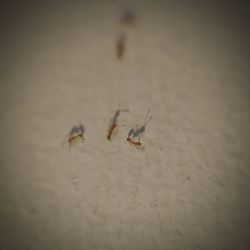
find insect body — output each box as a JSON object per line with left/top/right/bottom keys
{"left": 126, "top": 110, "right": 152, "bottom": 149}
{"left": 107, "top": 123, "right": 117, "bottom": 141}
{"left": 107, "top": 107, "right": 129, "bottom": 141}
{"left": 127, "top": 137, "right": 142, "bottom": 146}
{"left": 68, "top": 133, "right": 83, "bottom": 144}
{"left": 64, "top": 123, "right": 85, "bottom": 150}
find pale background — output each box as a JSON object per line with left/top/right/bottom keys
{"left": 0, "top": 1, "right": 250, "bottom": 249}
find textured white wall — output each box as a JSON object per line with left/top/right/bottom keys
{"left": 0, "top": 1, "right": 250, "bottom": 249}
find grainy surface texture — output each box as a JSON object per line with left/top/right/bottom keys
{"left": 0, "top": 1, "right": 250, "bottom": 250}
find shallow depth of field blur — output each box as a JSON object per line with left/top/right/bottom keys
{"left": 0, "top": 1, "right": 250, "bottom": 249}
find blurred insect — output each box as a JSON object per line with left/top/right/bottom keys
{"left": 64, "top": 123, "right": 85, "bottom": 150}
{"left": 126, "top": 110, "right": 152, "bottom": 149}
{"left": 107, "top": 106, "right": 129, "bottom": 141}
{"left": 116, "top": 33, "right": 126, "bottom": 60}
{"left": 120, "top": 9, "right": 137, "bottom": 27}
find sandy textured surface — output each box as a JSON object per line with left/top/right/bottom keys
{"left": 0, "top": 1, "right": 250, "bottom": 249}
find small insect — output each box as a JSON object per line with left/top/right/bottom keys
{"left": 107, "top": 123, "right": 117, "bottom": 141}
{"left": 107, "top": 106, "right": 129, "bottom": 141}
{"left": 126, "top": 110, "right": 152, "bottom": 149}
{"left": 120, "top": 9, "right": 137, "bottom": 27}
{"left": 64, "top": 123, "right": 85, "bottom": 150}
{"left": 116, "top": 34, "right": 126, "bottom": 60}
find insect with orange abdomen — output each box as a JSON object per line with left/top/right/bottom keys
{"left": 64, "top": 123, "right": 85, "bottom": 150}
{"left": 107, "top": 123, "right": 117, "bottom": 141}
{"left": 126, "top": 126, "right": 143, "bottom": 149}
{"left": 68, "top": 133, "right": 83, "bottom": 144}
{"left": 126, "top": 110, "right": 152, "bottom": 149}
{"left": 107, "top": 107, "right": 129, "bottom": 141}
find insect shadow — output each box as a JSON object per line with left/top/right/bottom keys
{"left": 128, "top": 110, "right": 152, "bottom": 139}
{"left": 69, "top": 123, "right": 84, "bottom": 136}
